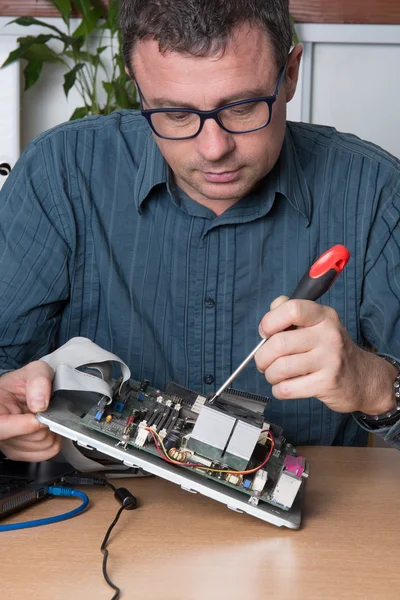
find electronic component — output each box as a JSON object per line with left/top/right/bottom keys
{"left": 251, "top": 469, "right": 268, "bottom": 493}
{"left": 139, "top": 379, "right": 150, "bottom": 392}
{"left": 79, "top": 378, "right": 308, "bottom": 512}
{"left": 224, "top": 419, "right": 263, "bottom": 471}
{"left": 187, "top": 401, "right": 263, "bottom": 471}
{"left": 94, "top": 396, "right": 108, "bottom": 421}
{"left": 164, "top": 419, "right": 185, "bottom": 451}
{"left": 271, "top": 456, "right": 308, "bottom": 509}
{"left": 187, "top": 405, "right": 237, "bottom": 463}
{"left": 225, "top": 473, "right": 243, "bottom": 486}
{"left": 168, "top": 449, "right": 189, "bottom": 462}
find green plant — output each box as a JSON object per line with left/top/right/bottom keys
{"left": 1, "top": 0, "right": 139, "bottom": 119}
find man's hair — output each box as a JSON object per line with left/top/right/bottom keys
{"left": 119, "top": 0, "right": 293, "bottom": 75}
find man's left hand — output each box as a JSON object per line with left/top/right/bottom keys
{"left": 256, "top": 297, "right": 398, "bottom": 416}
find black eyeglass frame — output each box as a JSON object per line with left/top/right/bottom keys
{"left": 138, "top": 66, "right": 286, "bottom": 140}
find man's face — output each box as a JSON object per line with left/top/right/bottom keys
{"left": 132, "top": 24, "right": 301, "bottom": 212}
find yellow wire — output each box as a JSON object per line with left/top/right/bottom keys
{"left": 145, "top": 427, "right": 274, "bottom": 475}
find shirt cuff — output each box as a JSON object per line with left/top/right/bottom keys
{"left": 353, "top": 413, "right": 400, "bottom": 449}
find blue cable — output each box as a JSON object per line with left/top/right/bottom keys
{"left": 0, "top": 486, "right": 89, "bottom": 532}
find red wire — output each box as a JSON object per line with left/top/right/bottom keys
{"left": 146, "top": 427, "right": 275, "bottom": 474}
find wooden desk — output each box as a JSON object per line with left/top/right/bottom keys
{"left": 1, "top": 447, "right": 399, "bottom": 600}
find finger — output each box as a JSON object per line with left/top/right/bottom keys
{"left": 11, "top": 427, "right": 51, "bottom": 443}
{"left": 0, "top": 437, "right": 62, "bottom": 462}
{"left": 0, "top": 413, "right": 44, "bottom": 441}
{"left": 5, "top": 431, "right": 59, "bottom": 453}
{"left": 25, "top": 361, "right": 54, "bottom": 413}
{"left": 270, "top": 295, "right": 289, "bottom": 311}
{"left": 260, "top": 300, "right": 334, "bottom": 338}
{"left": 272, "top": 371, "right": 328, "bottom": 401}
{"left": 264, "top": 350, "right": 321, "bottom": 386}
{"left": 255, "top": 327, "right": 318, "bottom": 372}
{"left": 258, "top": 296, "right": 290, "bottom": 338}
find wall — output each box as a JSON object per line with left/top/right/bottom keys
{"left": 0, "top": 19, "right": 400, "bottom": 190}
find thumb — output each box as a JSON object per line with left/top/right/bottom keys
{"left": 24, "top": 361, "right": 54, "bottom": 413}
{"left": 270, "top": 295, "right": 289, "bottom": 310}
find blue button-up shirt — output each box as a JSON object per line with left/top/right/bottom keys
{"left": 0, "top": 112, "right": 399, "bottom": 447}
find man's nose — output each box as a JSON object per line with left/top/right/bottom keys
{"left": 195, "top": 117, "right": 235, "bottom": 162}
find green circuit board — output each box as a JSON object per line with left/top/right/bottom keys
{"left": 81, "top": 379, "right": 307, "bottom": 510}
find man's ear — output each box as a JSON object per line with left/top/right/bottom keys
{"left": 285, "top": 44, "right": 303, "bottom": 103}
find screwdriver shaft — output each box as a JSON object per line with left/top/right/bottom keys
{"left": 209, "top": 336, "right": 268, "bottom": 403}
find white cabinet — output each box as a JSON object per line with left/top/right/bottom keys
{"left": 0, "top": 34, "right": 20, "bottom": 190}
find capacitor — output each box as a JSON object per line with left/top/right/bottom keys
{"left": 105, "top": 415, "right": 113, "bottom": 423}
{"left": 139, "top": 379, "right": 150, "bottom": 392}
{"left": 164, "top": 419, "right": 185, "bottom": 451}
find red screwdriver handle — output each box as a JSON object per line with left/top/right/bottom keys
{"left": 290, "top": 245, "right": 350, "bottom": 301}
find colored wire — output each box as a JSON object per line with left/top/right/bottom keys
{"left": 145, "top": 427, "right": 274, "bottom": 475}
{"left": 0, "top": 486, "right": 89, "bottom": 532}
{"left": 101, "top": 505, "right": 127, "bottom": 600}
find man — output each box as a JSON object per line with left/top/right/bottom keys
{"left": 0, "top": 0, "right": 399, "bottom": 462}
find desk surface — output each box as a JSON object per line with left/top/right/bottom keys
{"left": 1, "top": 447, "right": 399, "bottom": 600}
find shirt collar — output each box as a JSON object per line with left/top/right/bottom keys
{"left": 135, "top": 131, "right": 169, "bottom": 212}
{"left": 136, "top": 124, "right": 312, "bottom": 225}
{"left": 272, "top": 124, "right": 312, "bottom": 225}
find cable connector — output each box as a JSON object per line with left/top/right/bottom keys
{"left": 61, "top": 476, "right": 108, "bottom": 488}
{"left": 135, "top": 420, "right": 148, "bottom": 447}
{"left": 48, "top": 485, "right": 76, "bottom": 497}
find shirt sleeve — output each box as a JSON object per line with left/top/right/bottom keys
{"left": 0, "top": 139, "right": 71, "bottom": 370}
{"left": 356, "top": 167, "right": 400, "bottom": 448}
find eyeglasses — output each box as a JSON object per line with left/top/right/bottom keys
{"left": 138, "top": 67, "right": 286, "bottom": 140}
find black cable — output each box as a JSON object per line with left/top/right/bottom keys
{"left": 61, "top": 474, "right": 118, "bottom": 493}
{"left": 60, "top": 475, "right": 137, "bottom": 599}
{"left": 101, "top": 505, "right": 127, "bottom": 600}
{"left": 103, "top": 479, "right": 118, "bottom": 493}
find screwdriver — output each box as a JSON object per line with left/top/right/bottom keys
{"left": 209, "top": 244, "right": 350, "bottom": 404}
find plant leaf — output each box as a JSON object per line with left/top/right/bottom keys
{"left": 24, "top": 43, "right": 62, "bottom": 64}
{"left": 23, "top": 59, "right": 44, "bottom": 90}
{"left": 91, "top": 0, "right": 108, "bottom": 20}
{"left": 72, "top": 0, "right": 103, "bottom": 36}
{"left": 112, "top": 81, "right": 132, "bottom": 109}
{"left": 65, "top": 49, "right": 100, "bottom": 67}
{"left": 70, "top": 106, "right": 90, "bottom": 120}
{"left": 71, "top": 20, "right": 87, "bottom": 39}
{"left": 107, "top": 0, "right": 119, "bottom": 35}
{"left": 20, "top": 43, "right": 63, "bottom": 90}
{"left": 96, "top": 46, "right": 108, "bottom": 55}
{"left": 61, "top": 35, "right": 85, "bottom": 52}
{"left": 102, "top": 81, "right": 114, "bottom": 95}
{"left": 51, "top": 0, "right": 72, "bottom": 26}
{"left": 63, "top": 63, "right": 85, "bottom": 96}
{"left": 8, "top": 17, "right": 64, "bottom": 36}
{"left": 1, "top": 35, "right": 54, "bottom": 68}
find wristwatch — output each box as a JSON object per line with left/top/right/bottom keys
{"left": 356, "top": 356, "right": 400, "bottom": 429}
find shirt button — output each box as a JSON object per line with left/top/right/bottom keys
{"left": 203, "top": 374, "right": 215, "bottom": 385}
{"left": 205, "top": 297, "right": 216, "bottom": 308}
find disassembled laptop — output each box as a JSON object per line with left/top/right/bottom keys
{"left": 83, "top": 377, "right": 308, "bottom": 512}
{"left": 37, "top": 337, "right": 309, "bottom": 528}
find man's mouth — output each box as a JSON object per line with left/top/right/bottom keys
{"left": 202, "top": 169, "right": 241, "bottom": 183}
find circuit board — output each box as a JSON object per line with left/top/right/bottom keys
{"left": 81, "top": 379, "right": 308, "bottom": 511}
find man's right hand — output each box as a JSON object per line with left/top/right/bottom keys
{"left": 0, "top": 361, "right": 62, "bottom": 461}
